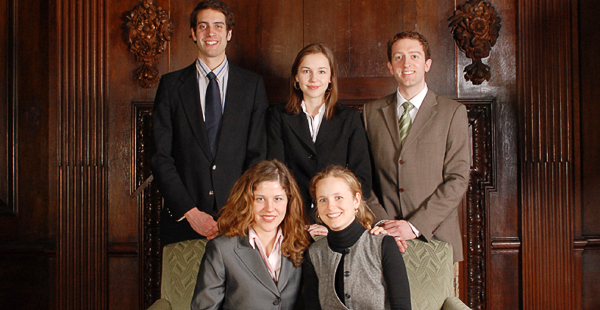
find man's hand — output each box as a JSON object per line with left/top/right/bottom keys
{"left": 185, "top": 208, "right": 219, "bottom": 239}
{"left": 306, "top": 224, "right": 328, "bottom": 237}
{"left": 379, "top": 220, "right": 417, "bottom": 253}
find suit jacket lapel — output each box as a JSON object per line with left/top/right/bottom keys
{"left": 402, "top": 90, "right": 438, "bottom": 152}
{"left": 276, "top": 255, "right": 292, "bottom": 291}
{"left": 381, "top": 94, "right": 402, "bottom": 150}
{"left": 234, "top": 236, "right": 280, "bottom": 296}
{"left": 178, "top": 63, "right": 213, "bottom": 161}
{"left": 314, "top": 111, "right": 340, "bottom": 148}
{"left": 282, "top": 112, "right": 317, "bottom": 154}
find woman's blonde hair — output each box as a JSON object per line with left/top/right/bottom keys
{"left": 218, "top": 160, "right": 310, "bottom": 267}
{"left": 309, "top": 165, "right": 374, "bottom": 229}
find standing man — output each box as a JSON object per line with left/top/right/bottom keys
{"left": 363, "top": 31, "right": 469, "bottom": 262}
{"left": 152, "top": 0, "right": 268, "bottom": 246}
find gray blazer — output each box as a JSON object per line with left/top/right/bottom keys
{"left": 191, "top": 235, "right": 302, "bottom": 310}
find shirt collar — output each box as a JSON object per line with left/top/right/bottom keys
{"left": 248, "top": 226, "right": 284, "bottom": 250}
{"left": 196, "top": 57, "right": 228, "bottom": 79}
{"left": 396, "top": 83, "right": 428, "bottom": 110}
{"left": 300, "top": 100, "right": 326, "bottom": 117}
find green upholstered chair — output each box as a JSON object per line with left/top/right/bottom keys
{"left": 148, "top": 237, "right": 471, "bottom": 310}
{"left": 402, "top": 238, "right": 471, "bottom": 310}
{"left": 148, "top": 239, "right": 207, "bottom": 310}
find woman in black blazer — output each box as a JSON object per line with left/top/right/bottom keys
{"left": 267, "top": 43, "right": 373, "bottom": 236}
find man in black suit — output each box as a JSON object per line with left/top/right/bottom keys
{"left": 152, "top": 0, "right": 268, "bottom": 245}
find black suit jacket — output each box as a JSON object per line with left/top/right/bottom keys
{"left": 267, "top": 102, "right": 372, "bottom": 222}
{"left": 152, "top": 62, "right": 268, "bottom": 245}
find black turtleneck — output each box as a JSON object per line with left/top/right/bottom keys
{"left": 302, "top": 219, "right": 412, "bottom": 310}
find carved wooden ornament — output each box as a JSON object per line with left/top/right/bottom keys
{"left": 125, "top": 0, "right": 174, "bottom": 88}
{"left": 449, "top": 0, "right": 501, "bottom": 85}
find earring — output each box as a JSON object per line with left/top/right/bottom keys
{"left": 294, "top": 81, "right": 300, "bottom": 90}
{"left": 316, "top": 214, "right": 320, "bottom": 218}
{"left": 355, "top": 209, "right": 358, "bottom": 213}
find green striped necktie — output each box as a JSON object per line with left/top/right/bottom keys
{"left": 399, "top": 101, "right": 414, "bottom": 146}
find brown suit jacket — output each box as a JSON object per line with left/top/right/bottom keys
{"left": 363, "top": 90, "right": 469, "bottom": 262}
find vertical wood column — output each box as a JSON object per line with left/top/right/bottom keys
{"left": 56, "top": 0, "right": 108, "bottom": 308}
{"left": 518, "top": 0, "right": 577, "bottom": 308}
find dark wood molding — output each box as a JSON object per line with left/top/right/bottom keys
{"left": 518, "top": 0, "right": 578, "bottom": 308}
{"left": 133, "top": 102, "right": 163, "bottom": 309}
{"left": 463, "top": 99, "right": 495, "bottom": 310}
{"left": 1, "top": 0, "right": 18, "bottom": 215}
{"left": 56, "top": 1, "right": 109, "bottom": 309}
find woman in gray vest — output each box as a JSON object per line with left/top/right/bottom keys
{"left": 303, "top": 166, "right": 411, "bottom": 310}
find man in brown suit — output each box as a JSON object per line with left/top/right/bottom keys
{"left": 363, "top": 31, "right": 469, "bottom": 262}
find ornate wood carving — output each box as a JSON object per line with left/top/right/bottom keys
{"left": 133, "top": 103, "right": 163, "bottom": 309}
{"left": 449, "top": 0, "right": 501, "bottom": 85}
{"left": 137, "top": 100, "right": 494, "bottom": 308}
{"left": 463, "top": 99, "right": 495, "bottom": 310}
{"left": 125, "top": 0, "right": 174, "bottom": 88}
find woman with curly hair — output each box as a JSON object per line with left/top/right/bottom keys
{"left": 191, "top": 159, "right": 311, "bottom": 310}
{"left": 303, "top": 165, "right": 411, "bottom": 310}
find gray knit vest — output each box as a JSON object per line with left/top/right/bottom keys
{"left": 308, "top": 231, "right": 390, "bottom": 310}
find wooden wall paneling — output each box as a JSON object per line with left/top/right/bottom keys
{"left": 166, "top": 0, "right": 201, "bottom": 74}
{"left": 0, "top": 0, "right": 15, "bottom": 216}
{"left": 55, "top": 0, "right": 108, "bottom": 309}
{"left": 464, "top": 100, "right": 496, "bottom": 310}
{"left": 456, "top": 0, "right": 520, "bottom": 309}
{"left": 1, "top": 0, "right": 54, "bottom": 308}
{"left": 227, "top": 0, "right": 304, "bottom": 104}
{"left": 518, "top": 0, "right": 578, "bottom": 308}
{"left": 578, "top": 0, "right": 600, "bottom": 308}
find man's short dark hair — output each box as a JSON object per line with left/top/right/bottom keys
{"left": 387, "top": 31, "right": 431, "bottom": 62}
{"left": 190, "top": 0, "right": 235, "bottom": 30}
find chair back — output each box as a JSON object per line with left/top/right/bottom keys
{"left": 160, "top": 239, "right": 207, "bottom": 310}
{"left": 402, "top": 238, "right": 454, "bottom": 310}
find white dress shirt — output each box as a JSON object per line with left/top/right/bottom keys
{"left": 196, "top": 57, "right": 229, "bottom": 120}
{"left": 248, "top": 227, "right": 284, "bottom": 282}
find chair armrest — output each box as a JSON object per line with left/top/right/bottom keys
{"left": 147, "top": 298, "right": 172, "bottom": 310}
{"left": 442, "top": 296, "right": 471, "bottom": 310}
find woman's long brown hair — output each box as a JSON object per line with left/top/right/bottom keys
{"left": 218, "top": 159, "right": 310, "bottom": 267}
{"left": 285, "top": 43, "right": 339, "bottom": 120}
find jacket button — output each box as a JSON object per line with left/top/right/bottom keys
{"left": 209, "top": 190, "right": 214, "bottom": 195}
{"left": 308, "top": 154, "right": 316, "bottom": 160}
{"left": 345, "top": 293, "right": 351, "bottom": 299}
{"left": 344, "top": 249, "right": 350, "bottom": 254}
{"left": 399, "top": 159, "right": 405, "bottom": 164}
{"left": 212, "top": 165, "right": 216, "bottom": 170}
{"left": 273, "top": 297, "right": 281, "bottom": 305}
{"left": 344, "top": 271, "right": 350, "bottom": 277}
{"left": 399, "top": 188, "right": 405, "bottom": 193}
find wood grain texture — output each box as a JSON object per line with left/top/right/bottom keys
{"left": 55, "top": 0, "right": 108, "bottom": 309}
{"left": 518, "top": 0, "right": 577, "bottom": 308}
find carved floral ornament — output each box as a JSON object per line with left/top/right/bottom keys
{"left": 449, "top": 0, "right": 501, "bottom": 85}
{"left": 125, "top": 0, "right": 174, "bottom": 88}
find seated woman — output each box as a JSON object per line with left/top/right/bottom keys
{"left": 191, "top": 160, "right": 311, "bottom": 310}
{"left": 303, "top": 166, "right": 412, "bottom": 310}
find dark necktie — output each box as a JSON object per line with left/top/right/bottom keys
{"left": 205, "top": 72, "right": 222, "bottom": 155}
